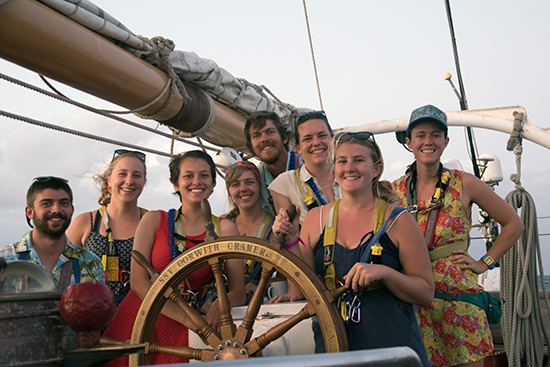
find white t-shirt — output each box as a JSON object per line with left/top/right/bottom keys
{"left": 268, "top": 166, "right": 340, "bottom": 224}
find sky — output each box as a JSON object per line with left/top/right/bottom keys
{"left": 1, "top": 1, "right": 549, "bottom": 273}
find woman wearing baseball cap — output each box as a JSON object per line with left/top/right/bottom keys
{"left": 393, "top": 105, "right": 524, "bottom": 366}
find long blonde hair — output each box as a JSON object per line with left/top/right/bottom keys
{"left": 331, "top": 133, "right": 399, "bottom": 205}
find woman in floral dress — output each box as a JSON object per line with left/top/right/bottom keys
{"left": 393, "top": 105, "right": 524, "bottom": 366}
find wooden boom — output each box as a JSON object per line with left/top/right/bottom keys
{"left": 0, "top": 0, "right": 247, "bottom": 150}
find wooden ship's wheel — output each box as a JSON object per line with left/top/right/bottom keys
{"left": 126, "top": 202, "right": 348, "bottom": 365}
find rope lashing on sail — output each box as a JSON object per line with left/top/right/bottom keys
{"left": 501, "top": 111, "right": 550, "bottom": 367}
{"left": 132, "top": 36, "right": 191, "bottom": 120}
{"left": 0, "top": 72, "right": 218, "bottom": 153}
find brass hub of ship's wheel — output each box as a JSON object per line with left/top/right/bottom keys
{"left": 128, "top": 235, "right": 348, "bottom": 365}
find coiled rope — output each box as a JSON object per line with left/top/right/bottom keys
{"left": 501, "top": 112, "right": 550, "bottom": 367}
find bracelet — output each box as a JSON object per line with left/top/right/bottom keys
{"left": 285, "top": 237, "right": 304, "bottom": 249}
{"left": 481, "top": 254, "right": 496, "bottom": 270}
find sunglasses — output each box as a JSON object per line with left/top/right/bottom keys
{"left": 32, "top": 176, "right": 69, "bottom": 184}
{"left": 112, "top": 149, "right": 146, "bottom": 162}
{"left": 296, "top": 110, "right": 327, "bottom": 124}
{"left": 297, "top": 110, "right": 326, "bottom": 118}
{"left": 334, "top": 131, "right": 376, "bottom": 144}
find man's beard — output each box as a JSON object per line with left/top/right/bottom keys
{"left": 33, "top": 214, "right": 71, "bottom": 240}
{"left": 261, "top": 154, "right": 280, "bottom": 165}
{"left": 257, "top": 143, "right": 283, "bottom": 165}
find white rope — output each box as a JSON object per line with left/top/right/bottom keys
{"left": 501, "top": 140, "right": 550, "bottom": 367}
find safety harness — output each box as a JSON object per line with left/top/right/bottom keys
{"left": 405, "top": 165, "right": 469, "bottom": 260}
{"left": 322, "top": 199, "right": 390, "bottom": 290}
{"left": 168, "top": 208, "right": 221, "bottom": 308}
{"left": 241, "top": 213, "right": 274, "bottom": 284}
{"left": 295, "top": 167, "right": 328, "bottom": 211}
{"left": 99, "top": 206, "right": 148, "bottom": 282}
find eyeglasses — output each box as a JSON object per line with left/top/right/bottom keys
{"left": 112, "top": 149, "right": 146, "bottom": 162}
{"left": 32, "top": 176, "right": 69, "bottom": 184}
{"left": 334, "top": 131, "right": 376, "bottom": 144}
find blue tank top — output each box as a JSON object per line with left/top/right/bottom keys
{"left": 312, "top": 231, "right": 429, "bottom": 367}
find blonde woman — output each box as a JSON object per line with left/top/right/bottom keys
{"left": 103, "top": 150, "right": 246, "bottom": 365}
{"left": 68, "top": 149, "right": 147, "bottom": 304}
{"left": 275, "top": 132, "right": 432, "bottom": 365}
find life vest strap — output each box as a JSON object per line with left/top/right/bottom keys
{"left": 322, "top": 199, "right": 388, "bottom": 290}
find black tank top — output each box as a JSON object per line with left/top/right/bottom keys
{"left": 84, "top": 211, "right": 134, "bottom": 304}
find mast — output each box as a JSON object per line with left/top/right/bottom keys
{"left": 444, "top": 0, "right": 481, "bottom": 178}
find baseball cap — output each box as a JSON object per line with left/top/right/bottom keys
{"left": 407, "top": 104, "right": 448, "bottom": 138}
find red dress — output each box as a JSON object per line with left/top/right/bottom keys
{"left": 103, "top": 210, "right": 214, "bottom": 365}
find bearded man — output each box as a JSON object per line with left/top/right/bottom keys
{"left": 244, "top": 111, "right": 301, "bottom": 216}
{"left": 0, "top": 176, "right": 104, "bottom": 288}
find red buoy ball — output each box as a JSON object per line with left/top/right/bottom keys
{"left": 60, "top": 277, "right": 115, "bottom": 348}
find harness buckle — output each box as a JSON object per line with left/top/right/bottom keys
{"left": 442, "top": 293, "right": 458, "bottom": 301}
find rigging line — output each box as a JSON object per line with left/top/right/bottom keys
{"left": 39, "top": 74, "right": 68, "bottom": 99}
{"left": 0, "top": 109, "right": 174, "bottom": 158}
{"left": 0, "top": 109, "right": 228, "bottom": 169}
{"left": 0, "top": 72, "right": 219, "bottom": 153}
{"left": 196, "top": 136, "right": 226, "bottom": 179}
{"left": 302, "top": 0, "right": 323, "bottom": 110}
{"left": 444, "top": 0, "right": 480, "bottom": 178}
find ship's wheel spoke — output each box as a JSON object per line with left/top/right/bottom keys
{"left": 208, "top": 256, "right": 236, "bottom": 340}
{"left": 245, "top": 302, "right": 316, "bottom": 355}
{"left": 166, "top": 288, "right": 222, "bottom": 347}
{"left": 148, "top": 342, "right": 214, "bottom": 362}
{"left": 234, "top": 264, "right": 275, "bottom": 343}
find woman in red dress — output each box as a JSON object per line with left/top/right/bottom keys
{"left": 103, "top": 150, "right": 246, "bottom": 365}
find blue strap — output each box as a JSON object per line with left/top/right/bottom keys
{"left": 288, "top": 151, "right": 296, "bottom": 171}
{"left": 17, "top": 251, "right": 29, "bottom": 261}
{"left": 265, "top": 217, "right": 275, "bottom": 239}
{"left": 360, "top": 207, "right": 407, "bottom": 263}
{"left": 306, "top": 177, "right": 328, "bottom": 206}
{"left": 168, "top": 209, "right": 177, "bottom": 261}
{"left": 72, "top": 258, "right": 81, "bottom": 284}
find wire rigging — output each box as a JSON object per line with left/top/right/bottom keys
{"left": 0, "top": 72, "right": 219, "bottom": 153}
{"left": 302, "top": 0, "right": 323, "bottom": 110}
{"left": 0, "top": 109, "right": 174, "bottom": 158}
{"left": 444, "top": 0, "right": 481, "bottom": 178}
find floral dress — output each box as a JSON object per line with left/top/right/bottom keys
{"left": 393, "top": 169, "right": 493, "bottom": 366}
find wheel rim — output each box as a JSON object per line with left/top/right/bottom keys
{"left": 129, "top": 236, "right": 347, "bottom": 365}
